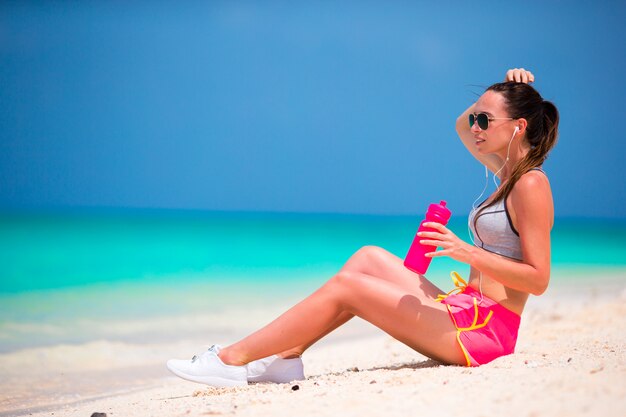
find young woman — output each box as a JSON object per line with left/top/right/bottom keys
{"left": 167, "top": 68, "right": 559, "bottom": 386}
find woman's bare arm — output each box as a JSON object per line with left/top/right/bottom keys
{"left": 468, "top": 173, "right": 552, "bottom": 295}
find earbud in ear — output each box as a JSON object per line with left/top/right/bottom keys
{"left": 514, "top": 126, "right": 520, "bottom": 134}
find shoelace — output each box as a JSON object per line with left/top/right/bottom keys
{"left": 191, "top": 344, "right": 220, "bottom": 362}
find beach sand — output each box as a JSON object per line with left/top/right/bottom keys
{"left": 1, "top": 273, "right": 625, "bottom": 417}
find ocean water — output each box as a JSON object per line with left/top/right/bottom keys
{"left": 1, "top": 207, "right": 625, "bottom": 353}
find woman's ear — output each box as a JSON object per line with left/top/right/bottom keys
{"left": 517, "top": 118, "right": 528, "bottom": 135}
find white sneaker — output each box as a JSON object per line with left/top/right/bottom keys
{"left": 166, "top": 345, "right": 248, "bottom": 387}
{"left": 246, "top": 354, "right": 305, "bottom": 383}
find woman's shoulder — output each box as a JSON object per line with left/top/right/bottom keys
{"left": 515, "top": 167, "right": 551, "bottom": 190}
{"left": 509, "top": 167, "right": 554, "bottom": 228}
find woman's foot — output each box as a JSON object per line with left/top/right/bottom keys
{"left": 168, "top": 345, "right": 306, "bottom": 385}
{"left": 166, "top": 345, "right": 248, "bottom": 387}
{"left": 219, "top": 345, "right": 306, "bottom": 383}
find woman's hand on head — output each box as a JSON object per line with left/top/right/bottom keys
{"left": 417, "top": 222, "right": 475, "bottom": 264}
{"left": 505, "top": 68, "right": 535, "bottom": 84}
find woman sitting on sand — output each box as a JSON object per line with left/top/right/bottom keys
{"left": 167, "top": 68, "right": 559, "bottom": 387}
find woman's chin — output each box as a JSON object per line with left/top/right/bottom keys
{"left": 475, "top": 146, "right": 488, "bottom": 154}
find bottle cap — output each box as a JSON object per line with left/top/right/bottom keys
{"left": 427, "top": 200, "right": 452, "bottom": 223}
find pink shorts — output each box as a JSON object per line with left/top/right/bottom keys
{"left": 439, "top": 285, "right": 521, "bottom": 367}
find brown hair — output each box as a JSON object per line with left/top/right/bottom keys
{"left": 473, "top": 82, "right": 559, "bottom": 221}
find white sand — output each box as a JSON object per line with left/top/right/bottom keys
{"left": 1, "top": 275, "right": 625, "bottom": 417}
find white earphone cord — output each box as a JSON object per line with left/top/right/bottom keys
{"left": 466, "top": 127, "right": 518, "bottom": 305}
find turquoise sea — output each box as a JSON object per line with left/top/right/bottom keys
{"left": 1, "top": 208, "right": 625, "bottom": 353}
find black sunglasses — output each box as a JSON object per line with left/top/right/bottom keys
{"left": 469, "top": 113, "right": 514, "bottom": 130}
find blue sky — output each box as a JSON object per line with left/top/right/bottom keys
{"left": 1, "top": 1, "right": 625, "bottom": 218}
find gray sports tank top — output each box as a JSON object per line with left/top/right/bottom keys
{"left": 468, "top": 167, "right": 546, "bottom": 261}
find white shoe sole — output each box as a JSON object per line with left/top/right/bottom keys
{"left": 248, "top": 374, "right": 304, "bottom": 383}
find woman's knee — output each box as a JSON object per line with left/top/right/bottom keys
{"left": 343, "top": 245, "right": 388, "bottom": 273}
{"left": 327, "top": 270, "right": 361, "bottom": 292}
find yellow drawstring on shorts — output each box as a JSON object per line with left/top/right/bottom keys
{"left": 435, "top": 271, "right": 468, "bottom": 302}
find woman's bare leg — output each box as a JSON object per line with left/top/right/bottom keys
{"left": 275, "top": 246, "right": 446, "bottom": 358}
{"left": 218, "top": 266, "right": 465, "bottom": 367}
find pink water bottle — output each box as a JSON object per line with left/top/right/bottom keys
{"left": 404, "top": 200, "right": 452, "bottom": 275}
